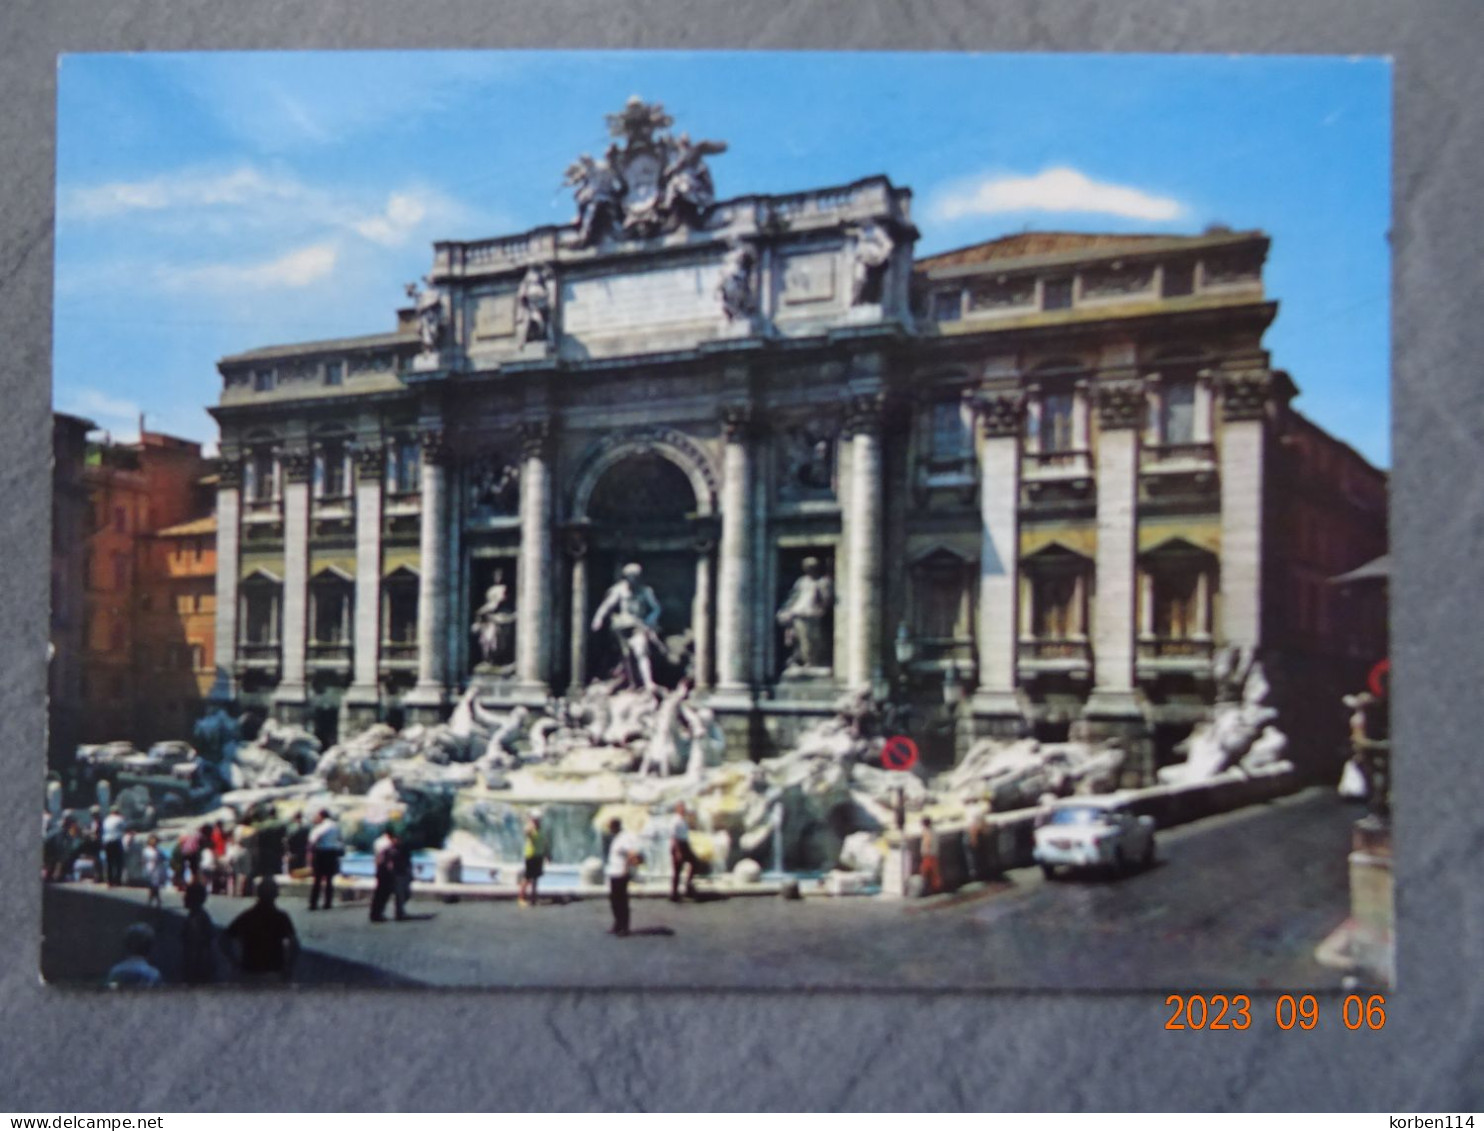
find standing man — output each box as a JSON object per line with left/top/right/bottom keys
{"left": 519, "top": 812, "right": 547, "bottom": 908}
{"left": 101, "top": 806, "right": 126, "bottom": 887}
{"left": 370, "top": 827, "right": 410, "bottom": 922}
{"left": 590, "top": 562, "right": 664, "bottom": 692}
{"left": 306, "top": 809, "right": 343, "bottom": 912}
{"left": 284, "top": 812, "right": 309, "bottom": 875}
{"left": 220, "top": 877, "right": 300, "bottom": 982}
{"left": 604, "top": 817, "right": 644, "bottom": 937}
{"left": 668, "top": 802, "right": 698, "bottom": 902}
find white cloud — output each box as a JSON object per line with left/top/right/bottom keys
{"left": 931, "top": 167, "right": 1186, "bottom": 223}
{"left": 171, "top": 241, "right": 338, "bottom": 291}
{"left": 353, "top": 192, "right": 429, "bottom": 247}
{"left": 63, "top": 168, "right": 303, "bottom": 221}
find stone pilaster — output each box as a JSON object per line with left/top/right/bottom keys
{"left": 843, "top": 394, "right": 884, "bottom": 690}
{"left": 715, "top": 405, "right": 754, "bottom": 694}
{"left": 407, "top": 429, "right": 451, "bottom": 716}
{"left": 1086, "top": 379, "right": 1144, "bottom": 720}
{"left": 515, "top": 420, "right": 553, "bottom": 698}
{"left": 273, "top": 449, "right": 313, "bottom": 720}
{"left": 691, "top": 520, "right": 718, "bottom": 689}
{"left": 565, "top": 525, "right": 590, "bottom": 695}
{"left": 1218, "top": 368, "right": 1283, "bottom": 651}
{"left": 344, "top": 444, "right": 385, "bottom": 729}
{"left": 210, "top": 461, "right": 242, "bottom": 704}
{"left": 970, "top": 389, "right": 1025, "bottom": 724}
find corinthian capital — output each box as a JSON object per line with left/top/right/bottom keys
{"left": 971, "top": 389, "right": 1025, "bottom": 439}
{"left": 519, "top": 420, "right": 551, "bottom": 460}
{"left": 1095, "top": 379, "right": 1147, "bottom": 431}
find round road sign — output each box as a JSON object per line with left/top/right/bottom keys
{"left": 881, "top": 735, "right": 919, "bottom": 772}
{"left": 1368, "top": 658, "right": 1390, "bottom": 698}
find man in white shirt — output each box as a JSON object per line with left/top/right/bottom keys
{"left": 604, "top": 817, "right": 644, "bottom": 937}
{"left": 101, "top": 807, "right": 126, "bottom": 887}
{"left": 307, "top": 809, "right": 344, "bottom": 911}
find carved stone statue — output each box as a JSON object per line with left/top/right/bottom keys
{"left": 780, "top": 425, "right": 835, "bottom": 498}
{"left": 590, "top": 562, "right": 664, "bottom": 692}
{"left": 564, "top": 149, "right": 626, "bottom": 246}
{"left": 851, "top": 222, "right": 895, "bottom": 305}
{"left": 471, "top": 571, "right": 517, "bottom": 670}
{"left": 565, "top": 100, "right": 729, "bottom": 246}
{"left": 469, "top": 457, "right": 519, "bottom": 516}
{"left": 406, "top": 279, "right": 445, "bottom": 351}
{"left": 660, "top": 131, "right": 728, "bottom": 227}
{"left": 777, "top": 557, "right": 834, "bottom": 672}
{"left": 717, "top": 242, "right": 757, "bottom": 322}
{"left": 515, "top": 265, "right": 554, "bottom": 345}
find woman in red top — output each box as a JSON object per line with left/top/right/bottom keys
{"left": 210, "top": 822, "right": 229, "bottom": 892}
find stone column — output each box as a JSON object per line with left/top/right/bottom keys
{"left": 1219, "top": 370, "right": 1280, "bottom": 652}
{"left": 407, "top": 430, "right": 450, "bottom": 714}
{"left": 515, "top": 421, "right": 553, "bottom": 698}
{"left": 691, "top": 522, "right": 718, "bottom": 689}
{"left": 210, "top": 462, "right": 242, "bottom": 704}
{"left": 566, "top": 525, "right": 590, "bottom": 694}
{"left": 1086, "top": 379, "right": 1145, "bottom": 717}
{"left": 344, "top": 444, "right": 385, "bottom": 727}
{"left": 843, "top": 394, "right": 885, "bottom": 690}
{"left": 715, "top": 405, "right": 753, "bottom": 694}
{"left": 971, "top": 389, "right": 1025, "bottom": 722}
{"left": 273, "top": 449, "right": 312, "bottom": 719}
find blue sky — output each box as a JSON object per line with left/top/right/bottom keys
{"left": 54, "top": 51, "right": 1391, "bottom": 465}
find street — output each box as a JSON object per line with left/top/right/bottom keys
{"left": 43, "top": 787, "right": 1355, "bottom": 991}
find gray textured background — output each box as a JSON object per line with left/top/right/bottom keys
{"left": 3, "top": 0, "right": 1479, "bottom": 1112}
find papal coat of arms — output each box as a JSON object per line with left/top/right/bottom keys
{"left": 563, "top": 97, "right": 728, "bottom": 244}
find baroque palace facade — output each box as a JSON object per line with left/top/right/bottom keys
{"left": 209, "top": 100, "right": 1385, "bottom": 780}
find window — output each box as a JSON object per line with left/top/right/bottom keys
{"left": 931, "top": 290, "right": 962, "bottom": 322}
{"left": 1040, "top": 391, "right": 1076, "bottom": 453}
{"left": 112, "top": 553, "right": 129, "bottom": 591}
{"left": 114, "top": 506, "right": 127, "bottom": 533}
{"left": 110, "top": 618, "right": 125, "bottom": 652}
{"left": 1032, "top": 572, "right": 1082, "bottom": 639}
{"left": 1160, "top": 380, "right": 1196, "bottom": 445}
{"left": 244, "top": 450, "right": 278, "bottom": 503}
{"left": 190, "top": 643, "right": 205, "bottom": 671}
{"left": 252, "top": 368, "right": 276, "bottom": 392}
{"left": 1153, "top": 568, "right": 1201, "bottom": 638}
{"left": 391, "top": 436, "right": 421, "bottom": 495}
{"left": 310, "top": 576, "right": 352, "bottom": 645}
{"left": 242, "top": 581, "right": 280, "bottom": 646}
{"left": 384, "top": 578, "right": 419, "bottom": 645}
{"left": 1042, "top": 277, "right": 1073, "bottom": 311}
{"left": 1162, "top": 261, "right": 1195, "bottom": 298}
{"left": 325, "top": 361, "right": 344, "bottom": 386}
{"left": 911, "top": 551, "right": 973, "bottom": 642}
{"left": 316, "top": 440, "right": 348, "bottom": 499}
{"left": 929, "top": 400, "right": 973, "bottom": 463}
{"left": 176, "top": 593, "right": 193, "bottom": 614}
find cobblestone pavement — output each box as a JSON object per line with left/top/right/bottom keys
{"left": 44, "top": 787, "right": 1354, "bottom": 991}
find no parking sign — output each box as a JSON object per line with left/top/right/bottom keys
{"left": 881, "top": 735, "right": 919, "bottom": 772}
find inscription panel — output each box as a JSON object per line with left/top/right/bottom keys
{"left": 472, "top": 292, "right": 517, "bottom": 340}
{"left": 781, "top": 252, "right": 838, "bottom": 305}
{"left": 562, "top": 261, "right": 722, "bottom": 336}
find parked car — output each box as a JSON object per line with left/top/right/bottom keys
{"left": 1032, "top": 796, "right": 1156, "bottom": 879}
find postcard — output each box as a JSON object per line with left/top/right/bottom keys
{"left": 43, "top": 50, "right": 1391, "bottom": 991}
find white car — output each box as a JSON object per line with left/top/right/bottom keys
{"left": 1032, "top": 797, "right": 1156, "bottom": 878}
